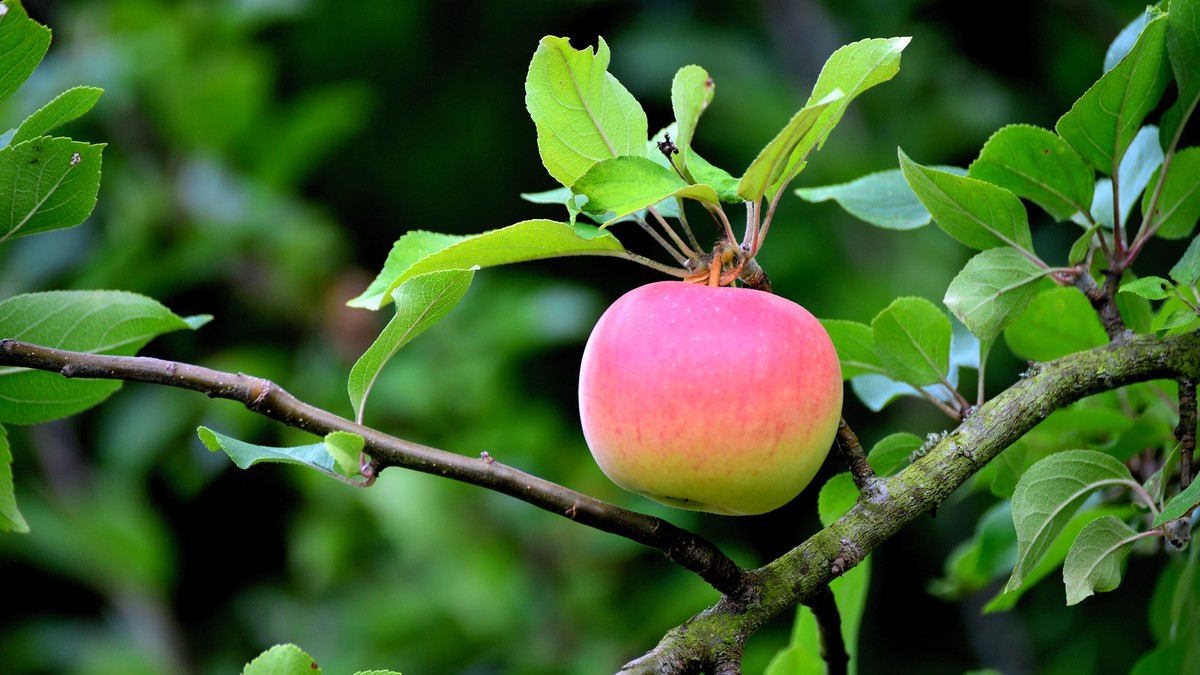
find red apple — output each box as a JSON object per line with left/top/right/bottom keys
{"left": 578, "top": 281, "right": 843, "bottom": 515}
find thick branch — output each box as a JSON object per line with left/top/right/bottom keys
{"left": 802, "top": 585, "right": 848, "bottom": 675}
{"left": 0, "top": 339, "right": 750, "bottom": 598}
{"left": 623, "top": 331, "right": 1200, "bottom": 673}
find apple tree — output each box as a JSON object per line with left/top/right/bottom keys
{"left": 0, "top": 0, "right": 1198, "bottom": 673}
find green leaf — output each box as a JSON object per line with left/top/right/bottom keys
{"left": 348, "top": 269, "right": 474, "bottom": 421}
{"left": 0, "top": 137, "right": 105, "bottom": 244}
{"left": 1153, "top": 474, "right": 1200, "bottom": 527}
{"left": 1062, "top": 514, "right": 1138, "bottom": 605}
{"left": 1005, "top": 449, "right": 1136, "bottom": 593}
{"left": 1004, "top": 286, "right": 1108, "bottom": 361}
{"left": 0, "top": 423, "right": 28, "bottom": 533}
{"left": 1056, "top": 12, "right": 1170, "bottom": 172}
{"left": 242, "top": 644, "right": 321, "bottom": 675}
{"left": 898, "top": 149, "right": 1036, "bottom": 254}
{"left": 571, "top": 156, "right": 720, "bottom": 223}
{"left": 670, "top": 64, "right": 713, "bottom": 178}
{"left": 1168, "top": 0, "right": 1200, "bottom": 123}
{"left": 871, "top": 296, "right": 952, "bottom": 387}
{"left": 777, "top": 35, "right": 911, "bottom": 191}
{"left": 1156, "top": 308, "right": 1200, "bottom": 334}
{"left": 323, "top": 431, "right": 365, "bottom": 479}
{"left": 968, "top": 124, "right": 1095, "bottom": 221}
{"left": 868, "top": 432, "right": 922, "bottom": 476}
{"left": 0, "top": 291, "right": 207, "bottom": 425}
{"left": 929, "top": 502, "right": 1017, "bottom": 599}
{"left": 1106, "top": 9, "right": 1154, "bottom": 72}
{"left": 944, "top": 247, "right": 1047, "bottom": 341}
{"left": 1068, "top": 223, "right": 1103, "bottom": 265}
{"left": 348, "top": 220, "right": 624, "bottom": 310}
{"left": 819, "top": 319, "right": 882, "bottom": 380}
{"left": 1145, "top": 146, "right": 1200, "bottom": 239}
{"left": 795, "top": 166, "right": 966, "bottom": 230}
{"left": 11, "top": 86, "right": 104, "bottom": 146}
{"left": 1119, "top": 276, "right": 1175, "bottom": 300}
{"left": 764, "top": 645, "right": 823, "bottom": 675}
{"left": 199, "top": 426, "right": 363, "bottom": 483}
{"left": 737, "top": 90, "right": 843, "bottom": 202}
{"left": 1170, "top": 234, "right": 1200, "bottom": 284}
{"left": 525, "top": 36, "right": 648, "bottom": 187}
{"left": 685, "top": 148, "right": 741, "bottom": 203}
{"left": 818, "top": 472, "right": 858, "bottom": 526}
{"left": 0, "top": 0, "right": 51, "bottom": 107}
{"left": 1090, "top": 125, "right": 1162, "bottom": 229}
{"left": 985, "top": 504, "right": 1135, "bottom": 612}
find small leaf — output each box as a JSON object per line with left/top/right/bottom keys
{"left": 1154, "top": 308, "right": 1199, "bottom": 334}
{"left": 242, "top": 643, "right": 321, "bottom": 675}
{"left": 868, "top": 432, "right": 922, "bottom": 476}
{"left": 525, "top": 36, "right": 648, "bottom": 187}
{"left": 795, "top": 166, "right": 967, "bottom": 230}
{"left": 817, "top": 472, "right": 858, "bottom": 527}
{"left": 1145, "top": 146, "right": 1200, "bottom": 240}
{"left": 1006, "top": 449, "right": 1136, "bottom": 593}
{"left": 1004, "top": 286, "right": 1108, "bottom": 361}
{"left": 985, "top": 504, "right": 1135, "bottom": 612}
{"left": 968, "top": 124, "right": 1094, "bottom": 221}
{"left": 685, "top": 148, "right": 741, "bottom": 203}
{"left": 944, "top": 247, "right": 1047, "bottom": 341}
{"left": 737, "top": 90, "right": 843, "bottom": 202}
{"left": 1153, "top": 474, "right": 1200, "bottom": 527}
{"left": 1167, "top": 0, "right": 1200, "bottom": 123}
{"left": 323, "top": 431, "right": 365, "bottom": 479}
{"left": 11, "top": 86, "right": 104, "bottom": 145}
{"left": 1056, "top": 12, "right": 1170, "bottom": 172}
{"left": 571, "top": 156, "right": 719, "bottom": 223}
{"left": 1169, "top": 235, "right": 1200, "bottom": 285}
{"left": 348, "top": 220, "right": 624, "bottom": 310}
{"left": 0, "top": 1, "right": 51, "bottom": 107}
{"left": 0, "top": 137, "right": 105, "bottom": 244}
{"left": 348, "top": 269, "right": 474, "bottom": 421}
{"left": 0, "top": 291, "right": 205, "bottom": 425}
{"left": 871, "top": 296, "right": 952, "bottom": 387}
{"left": 0, "top": 423, "right": 28, "bottom": 533}
{"left": 199, "top": 427, "right": 363, "bottom": 483}
{"left": 819, "top": 319, "right": 882, "bottom": 379}
{"left": 670, "top": 65, "right": 714, "bottom": 177}
{"left": 898, "top": 149, "right": 1036, "bottom": 254}
{"left": 778, "top": 35, "right": 910, "bottom": 189}
{"left": 1063, "top": 514, "right": 1138, "bottom": 605}
{"left": 1068, "top": 223, "right": 1103, "bottom": 265}
{"left": 1119, "top": 276, "right": 1174, "bottom": 300}
{"left": 1090, "top": 125, "right": 1163, "bottom": 229}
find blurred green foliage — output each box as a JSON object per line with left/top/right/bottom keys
{"left": 0, "top": 0, "right": 1170, "bottom": 673}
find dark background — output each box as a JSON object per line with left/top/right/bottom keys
{"left": 0, "top": 1, "right": 1164, "bottom": 673}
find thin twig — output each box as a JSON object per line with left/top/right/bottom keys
{"left": 801, "top": 585, "right": 849, "bottom": 675}
{"left": 0, "top": 339, "right": 750, "bottom": 598}
{"left": 1178, "top": 378, "right": 1197, "bottom": 490}
{"left": 833, "top": 418, "right": 880, "bottom": 498}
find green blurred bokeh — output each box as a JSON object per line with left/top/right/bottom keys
{"left": 0, "top": 1, "right": 1162, "bottom": 673}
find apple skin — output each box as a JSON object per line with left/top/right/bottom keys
{"left": 578, "top": 281, "right": 843, "bottom": 516}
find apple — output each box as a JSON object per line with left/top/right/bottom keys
{"left": 577, "top": 280, "right": 843, "bottom": 515}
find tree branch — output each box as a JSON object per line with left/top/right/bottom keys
{"left": 5, "top": 331, "right": 1200, "bottom": 674}
{"left": 0, "top": 339, "right": 750, "bottom": 598}
{"left": 621, "top": 331, "right": 1200, "bottom": 672}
